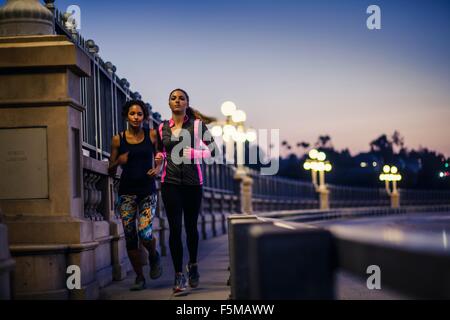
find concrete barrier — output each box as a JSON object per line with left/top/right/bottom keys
{"left": 330, "top": 221, "right": 450, "bottom": 299}
{"left": 227, "top": 214, "right": 268, "bottom": 300}
{"left": 228, "top": 215, "right": 335, "bottom": 299}
{"left": 247, "top": 223, "right": 335, "bottom": 299}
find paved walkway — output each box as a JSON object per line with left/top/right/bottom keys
{"left": 100, "top": 232, "right": 407, "bottom": 300}
{"left": 100, "top": 234, "right": 231, "bottom": 300}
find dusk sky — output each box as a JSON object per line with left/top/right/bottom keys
{"left": 40, "top": 0, "right": 450, "bottom": 156}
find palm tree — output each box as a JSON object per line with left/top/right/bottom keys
{"left": 391, "top": 130, "right": 405, "bottom": 153}
{"left": 296, "top": 141, "right": 310, "bottom": 157}
{"left": 315, "top": 135, "right": 332, "bottom": 149}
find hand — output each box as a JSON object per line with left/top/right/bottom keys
{"left": 155, "top": 153, "right": 164, "bottom": 166}
{"left": 147, "top": 164, "right": 162, "bottom": 177}
{"left": 183, "top": 147, "right": 193, "bottom": 159}
{"left": 117, "top": 152, "right": 129, "bottom": 165}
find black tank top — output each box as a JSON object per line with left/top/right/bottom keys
{"left": 118, "top": 128, "right": 156, "bottom": 196}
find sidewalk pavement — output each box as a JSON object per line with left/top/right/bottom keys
{"left": 99, "top": 234, "right": 231, "bottom": 300}
{"left": 99, "top": 232, "right": 407, "bottom": 300}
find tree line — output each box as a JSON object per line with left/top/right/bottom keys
{"left": 246, "top": 131, "right": 450, "bottom": 190}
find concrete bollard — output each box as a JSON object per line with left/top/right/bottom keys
{"left": 247, "top": 223, "right": 335, "bottom": 299}
{"left": 227, "top": 215, "right": 271, "bottom": 300}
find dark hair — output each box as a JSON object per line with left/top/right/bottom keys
{"left": 122, "top": 99, "right": 149, "bottom": 119}
{"left": 169, "top": 88, "right": 216, "bottom": 124}
{"left": 170, "top": 88, "right": 190, "bottom": 105}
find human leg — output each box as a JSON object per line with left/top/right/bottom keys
{"left": 161, "top": 183, "right": 188, "bottom": 293}
{"left": 181, "top": 185, "right": 203, "bottom": 287}
{"left": 137, "top": 193, "right": 162, "bottom": 279}
{"left": 119, "top": 194, "right": 145, "bottom": 290}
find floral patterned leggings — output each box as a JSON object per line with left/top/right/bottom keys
{"left": 118, "top": 193, "right": 157, "bottom": 250}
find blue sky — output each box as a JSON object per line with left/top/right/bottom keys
{"left": 32, "top": 0, "right": 450, "bottom": 156}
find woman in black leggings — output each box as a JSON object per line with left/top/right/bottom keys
{"left": 157, "top": 88, "right": 217, "bottom": 294}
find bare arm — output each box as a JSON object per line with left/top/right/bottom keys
{"left": 108, "top": 134, "right": 128, "bottom": 176}
{"left": 147, "top": 128, "right": 163, "bottom": 177}
{"left": 150, "top": 129, "right": 163, "bottom": 165}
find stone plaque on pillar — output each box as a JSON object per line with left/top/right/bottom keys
{"left": 0, "top": 127, "right": 48, "bottom": 199}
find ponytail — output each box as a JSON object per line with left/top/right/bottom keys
{"left": 187, "top": 106, "right": 216, "bottom": 124}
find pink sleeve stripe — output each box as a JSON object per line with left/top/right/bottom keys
{"left": 158, "top": 122, "right": 167, "bottom": 183}
{"left": 194, "top": 119, "right": 203, "bottom": 185}
{"left": 189, "top": 148, "right": 212, "bottom": 159}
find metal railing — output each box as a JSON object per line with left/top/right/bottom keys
{"left": 400, "top": 188, "right": 450, "bottom": 205}
{"left": 327, "top": 184, "right": 389, "bottom": 207}
{"left": 247, "top": 168, "right": 319, "bottom": 211}
{"left": 54, "top": 8, "right": 161, "bottom": 160}
{"left": 248, "top": 166, "right": 450, "bottom": 210}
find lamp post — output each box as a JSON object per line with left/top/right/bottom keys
{"left": 303, "top": 149, "right": 332, "bottom": 209}
{"left": 211, "top": 101, "right": 256, "bottom": 175}
{"left": 211, "top": 101, "right": 256, "bottom": 214}
{"left": 379, "top": 165, "right": 402, "bottom": 208}
{"left": 231, "top": 109, "right": 248, "bottom": 176}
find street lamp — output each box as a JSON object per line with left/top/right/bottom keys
{"left": 211, "top": 101, "right": 256, "bottom": 175}
{"left": 303, "top": 149, "right": 332, "bottom": 209}
{"left": 221, "top": 101, "right": 236, "bottom": 117}
{"left": 379, "top": 165, "right": 402, "bottom": 208}
{"left": 232, "top": 109, "right": 247, "bottom": 123}
{"left": 303, "top": 149, "right": 332, "bottom": 192}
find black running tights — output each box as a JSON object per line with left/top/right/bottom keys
{"left": 161, "top": 183, "right": 203, "bottom": 273}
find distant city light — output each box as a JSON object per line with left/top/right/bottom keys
{"left": 360, "top": 162, "right": 367, "bottom": 168}
{"left": 439, "top": 172, "right": 445, "bottom": 178}
{"left": 372, "top": 162, "right": 377, "bottom": 167}
{"left": 383, "top": 165, "right": 391, "bottom": 173}
{"left": 446, "top": 163, "right": 449, "bottom": 168}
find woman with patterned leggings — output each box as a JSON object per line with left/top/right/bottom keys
{"left": 109, "top": 100, "right": 164, "bottom": 291}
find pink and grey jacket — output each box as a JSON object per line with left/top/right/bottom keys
{"left": 156, "top": 115, "right": 216, "bottom": 186}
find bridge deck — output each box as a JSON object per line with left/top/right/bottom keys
{"left": 100, "top": 234, "right": 231, "bottom": 300}
{"left": 99, "top": 231, "right": 407, "bottom": 300}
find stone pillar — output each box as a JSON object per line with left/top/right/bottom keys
{"left": 0, "top": 208, "right": 15, "bottom": 299}
{"left": 234, "top": 171, "right": 253, "bottom": 214}
{"left": 0, "top": 0, "right": 54, "bottom": 36}
{"left": 0, "top": 31, "right": 94, "bottom": 298}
